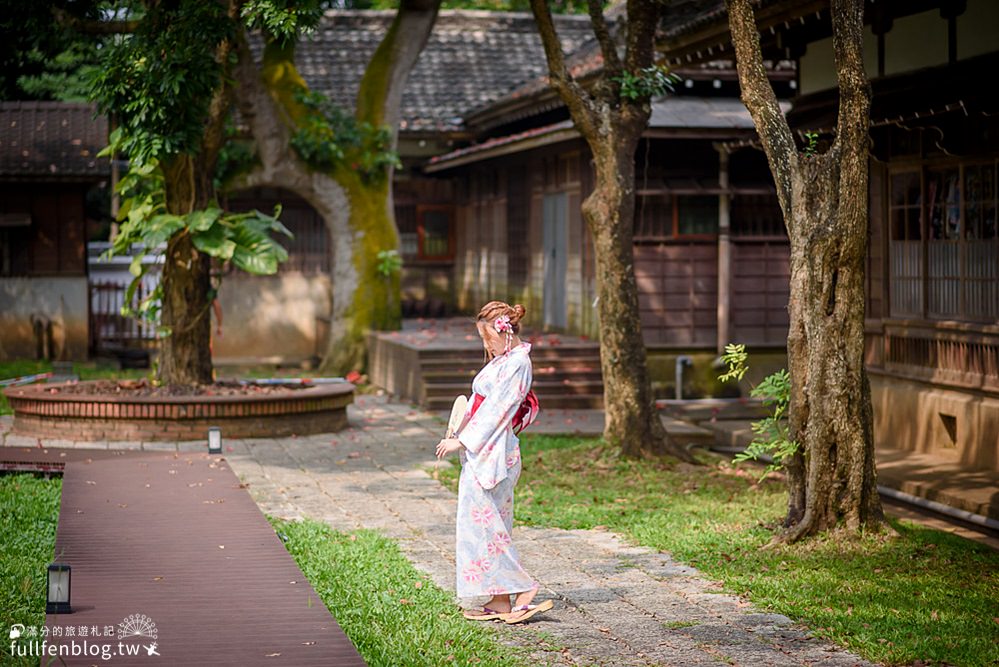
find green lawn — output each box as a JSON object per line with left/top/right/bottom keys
{"left": 439, "top": 435, "right": 999, "bottom": 667}
{"left": 1, "top": 473, "right": 62, "bottom": 667}
{"left": 270, "top": 517, "right": 554, "bottom": 667}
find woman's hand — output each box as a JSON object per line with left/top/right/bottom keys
{"left": 435, "top": 437, "right": 464, "bottom": 459}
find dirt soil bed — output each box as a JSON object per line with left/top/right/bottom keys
{"left": 37, "top": 379, "right": 314, "bottom": 398}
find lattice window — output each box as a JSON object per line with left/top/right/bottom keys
{"left": 731, "top": 193, "right": 785, "bottom": 237}
{"left": 634, "top": 194, "right": 719, "bottom": 240}
{"left": 888, "top": 161, "right": 999, "bottom": 322}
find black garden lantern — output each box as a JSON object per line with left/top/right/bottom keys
{"left": 46, "top": 563, "right": 71, "bottom": 614}
{"left": 208, "top": 426, "right": 222, "bottom": 454}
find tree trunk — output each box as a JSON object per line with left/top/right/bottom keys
{"left": 158, "top": 155, "right": 214, "bottom": 385}
{"left": 725, "top": 0, "right": 889, "bottom": 541}
{"left": 231, "top": 5, "right": 439, "bottom": 377}
{"left": 318, "top": 0, "right": 440, "bottom": 374}
{"left": 529, "top": 0, "right": 692, "bottom": 461}
{"left": 585, "top": 128, "right": 692, "bottom": 461}
{"left": 155, "top": 22, "right": 236, "bottom": 387}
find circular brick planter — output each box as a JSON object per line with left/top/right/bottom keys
{"left": 3, "top": 381, "right": 355, "bottom": 441}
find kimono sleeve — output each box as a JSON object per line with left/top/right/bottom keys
{"left": 457, "top": 354, "right": 532, "bottom": 455}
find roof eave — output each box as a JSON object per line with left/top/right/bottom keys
{"left": 657, "top": 0, "right": 828, "bottom": 64}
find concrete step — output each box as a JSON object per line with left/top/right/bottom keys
{"left": 656, "top": 398, "right": 768, "bottom": 422}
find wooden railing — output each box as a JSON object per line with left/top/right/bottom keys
{"left": 865, "top": 319, "right": 999, "bottom": 394}
{"left": 89, "top": 281, "right": 158, "bottom": 354}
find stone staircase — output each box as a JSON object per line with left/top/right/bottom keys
{"left": 420, "top": 343, "right": 604, "bottom": 411}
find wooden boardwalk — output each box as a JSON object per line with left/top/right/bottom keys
{"left": 3, "top": 446, "right": 365, "bottom": 666}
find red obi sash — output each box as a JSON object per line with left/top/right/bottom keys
{"left": 469, "top": 390, "right": 540, "bottom": 435}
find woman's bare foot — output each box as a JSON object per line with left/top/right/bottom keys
{"left": 485, "top": 594, "right": 512, "bottom": 613}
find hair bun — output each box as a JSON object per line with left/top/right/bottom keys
{"left": 510, "top": 304, "right": 526, "bottom": 323}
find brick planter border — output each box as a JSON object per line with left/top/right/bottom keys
{"left": 3, "top": 381, "right": 354, "bottom": 441}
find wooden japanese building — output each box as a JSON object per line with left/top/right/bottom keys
{"left": 658, "top": 0, "right": 999, "bottom": 471}
{"left": 0, "top": 102, "right": 108, "bottom": 361}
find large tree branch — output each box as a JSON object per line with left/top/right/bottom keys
{"left": 200, "top": 2, "right": 243, "bottom": 184}
{"left": 529, "top": 0, "right": 598, "bottom": 141}
{"left": 831, "top": 0, "right": 871, "bottom": 251}
{"left": 623, "top": 0, "right": 660, "bottom": 74}
{"left": 356, "top": 0, "right": 441, "bottom": 149}
{"left": 725, "top": 0, "right": 797, "bottom": 216}
{"left": 587, "top": 0, "right": 623, "bottom": 78}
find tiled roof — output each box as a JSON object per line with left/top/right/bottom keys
{"left": 428, "top": 96, "right": 776, "bottom": 170}
{"left": 0, "top": 102, "right": 108, "bottom": 179}
{"left": 659, "top": 0, "right": 727, "bottom": 40}
{"left": 649, "top": 96, "right": 764, "bottom": 129}
{"left": 294, "top": 10, "right": 594, "bottom": 133}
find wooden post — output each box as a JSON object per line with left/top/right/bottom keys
{"left": 716, "top": 145, "right": 731, "bottom": 354}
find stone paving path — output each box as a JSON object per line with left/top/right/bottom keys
{"left": 0, "top": 399, "right": 873, "bottom": 666}
{"left": 223, "top": 396, "right": 873, "bottom": 667}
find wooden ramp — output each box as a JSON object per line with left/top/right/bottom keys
{"left": 5, "top": 447, "right": 365, "bottom": 666}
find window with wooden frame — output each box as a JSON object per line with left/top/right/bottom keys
{"left": 634, "top": 193, "right": 719, "bottom": 240}
{"left": 730, "top": 193, "right": 786, "bottom": 237}
{"left": 888, "top": 170, "right": 923, "bottom": 316}
{"left": 415, "top": 205, "right": 454, "bottom": 261}
{"left": 396, "top": 204, "right": 419, "bottom": 258}
{"left": 887, "top": 159, "right": 998, "bottom": 322}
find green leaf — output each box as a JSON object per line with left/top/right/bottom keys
{"left": 228, "top": 214, "right": 289, "bottom": 275}
{"left": 191, "top": 223, "right": 237, "bottom": 260}
{"left": 142, "top": 214, "right": 186, "bottom": 248}
{"left": 187, "top": 207, "right": 223, "bottom": 232}
{"left": 128, "top": 254, "right": 144, "bottom": 277}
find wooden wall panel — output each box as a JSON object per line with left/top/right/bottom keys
{"left": 731, "top": 241, "right": 790, "bottom": 346}
{"left": 635, "top": 242, "right": 718, "bottom": 347}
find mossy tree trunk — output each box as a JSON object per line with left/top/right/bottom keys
{"left": 232, "top": 2, "right": 439, "bottom": 376}
{"left": 530, "top": 0, "right": 694, "bottom": 462}
{"left": 726, "top": 0, "right": 889, "bottom": 542}
{"left": 320, "top": 0, "right": 441, "bottom": 374}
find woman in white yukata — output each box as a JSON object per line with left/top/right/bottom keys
{"left": 435, "top": 301, "right": 553, "bottom": 625}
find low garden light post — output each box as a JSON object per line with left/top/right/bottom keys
{"left": 208, "top": 426, "right": 222, "bottom": 454}
{"left": 46, "top": 563, "right": 71, "bottom": 614}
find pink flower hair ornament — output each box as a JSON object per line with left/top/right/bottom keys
{"left": 493, "top": 315, "right": 513, "bottom": 334}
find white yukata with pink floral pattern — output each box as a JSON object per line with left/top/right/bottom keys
{"left": 454, "top": 342, "right": 536, "bottom": 601}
